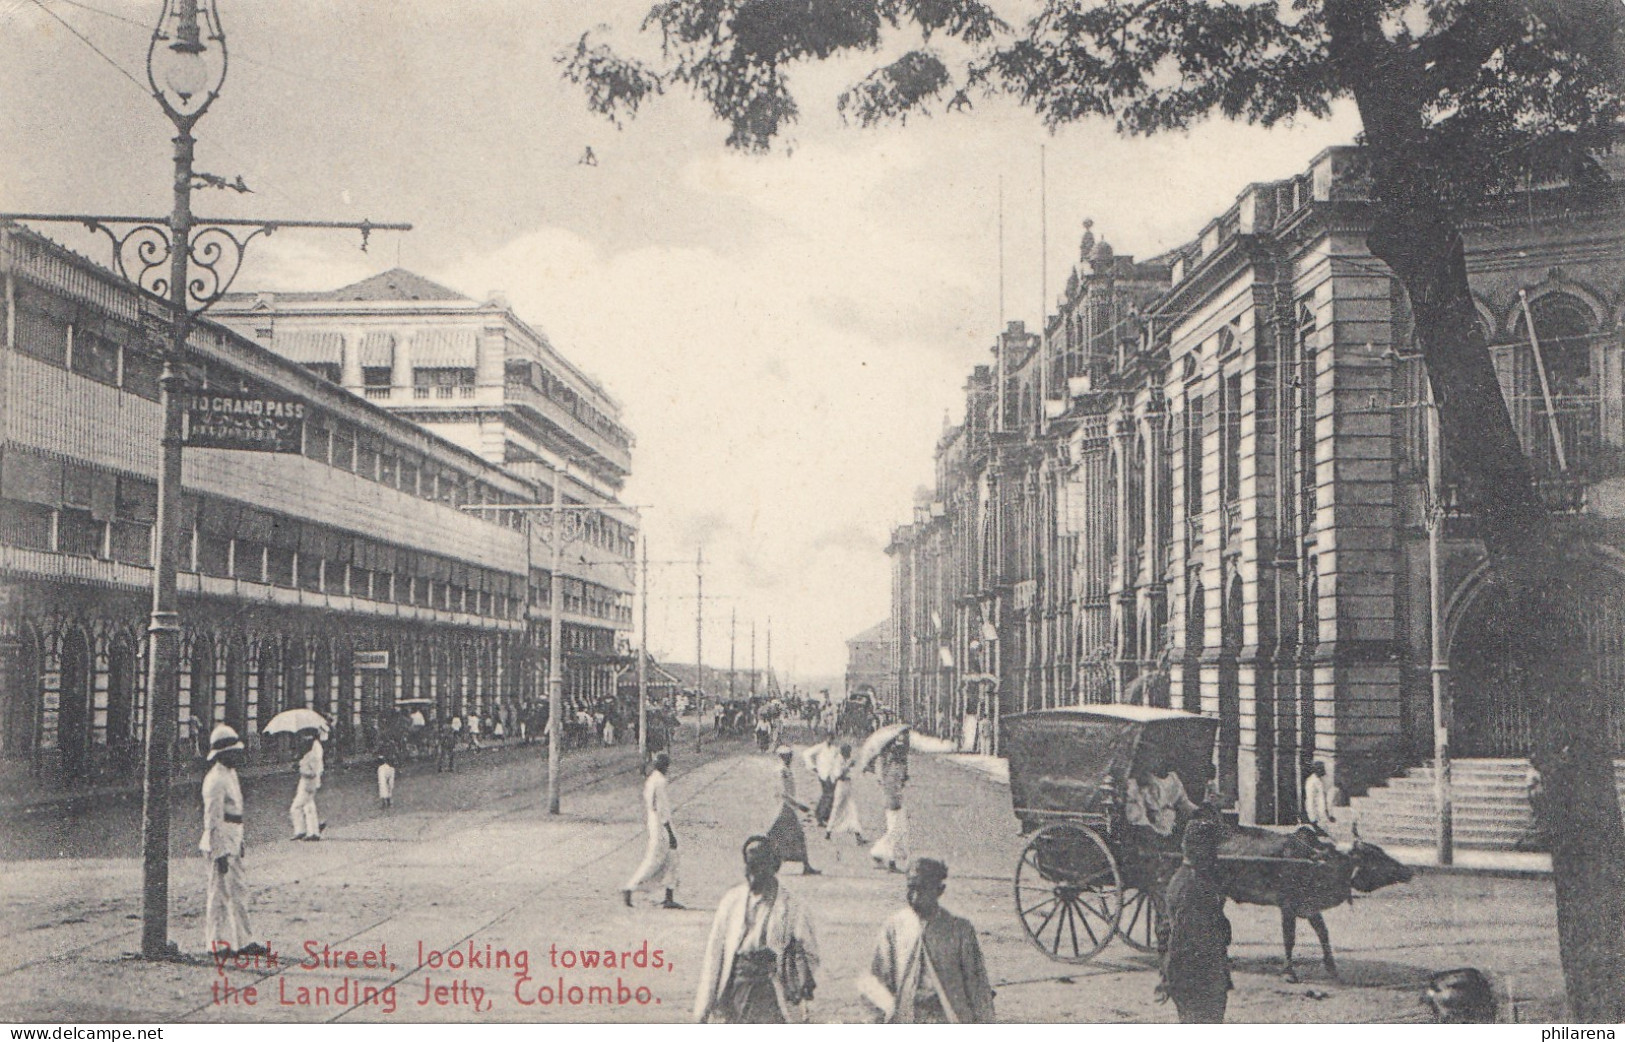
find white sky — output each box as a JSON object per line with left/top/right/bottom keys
{"left": 0, "top": 0, "right": 1361, "bottom": 679}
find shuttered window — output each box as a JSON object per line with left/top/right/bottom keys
{"left": 0, "top": 501, "right": 52, "bottom": 550}
{"left": 123, "top": 350, "right": 162, "bottom": 401}
{"left": 15, "top": 286, "right": 70, "bottom": 366}
{"left": 303, "top": 424, "right": 331, "bottom": 464}
{"left": 330, "top": 426, "right": 355, "bottom": 472}
{"left": 267, "top": 547, "right": 295, "bottom": 587}
{"left": 109, "top": 521, "right": 151, "bottom": 566}
{"left": 70, "top": 330, "right": 120, "bottom": 386}
{"left": 234, "top": 540, "right": 265, "bottom": 582}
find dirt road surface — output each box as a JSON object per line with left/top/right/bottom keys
{"left": 0, "top": 736, "right": 1567, "bottom": 1023}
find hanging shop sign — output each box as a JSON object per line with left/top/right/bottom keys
{"left": 184, "top": 393, "right": 306, "bottom": 453}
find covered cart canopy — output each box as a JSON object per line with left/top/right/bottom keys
{"left": 1004, "top": 705, "right": 1217, "bottom": 831}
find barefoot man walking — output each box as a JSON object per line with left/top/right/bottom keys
{"left": 622, "top": 752, "right": 683, "bottom": 909}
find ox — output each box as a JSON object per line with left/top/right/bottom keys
{"left": 1213, "top": 824, "right": 1413, "bottom": 982}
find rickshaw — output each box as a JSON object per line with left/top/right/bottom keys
{"left": 836, "top": 691, "right": 878, "bottom": 739}
{"left": 1004, "top": 704, "right": 1218, "bottom": 964}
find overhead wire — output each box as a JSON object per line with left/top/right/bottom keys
{"left": 51, "top": 0, "right": 354, "bottom": 89}
{"left": 15, "top": 0, "right": 365, "bottom": 232}
{"left": 25, "top": 0, "right": 148, "bottom": 95}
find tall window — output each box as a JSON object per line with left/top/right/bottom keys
{"left": 1185, "top": 393, "right": 1205, "bottom": 519}
{"left": 1296, "top": 303, "right": 1318, "bottom": 533}
{"left": 1503, "top": 293, "right": 1607, "bottom": 476}
{"left": 1223, "top": 372, "right": 1243, "bottom": 505}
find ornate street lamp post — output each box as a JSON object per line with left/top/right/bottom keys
{"left": 137, "top": 0, "right": 228, "bottom": 961}
{"left": 1, "top": 0, "right": 409, "bottom": 958}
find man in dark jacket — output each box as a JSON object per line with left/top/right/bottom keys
{"left": 1158, "top": 818, "right": 1232, "bottom": 1023}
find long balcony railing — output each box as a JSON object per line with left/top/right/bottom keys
{"left": 361, "top": 383, "right": 485, "bottom": 404}
{"left": 503, "top": 374, "right": 633, "bottom": 475}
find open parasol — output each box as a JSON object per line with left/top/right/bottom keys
{"left": 262, "top": 708, "right": 329, "bottom": 736}
{"left": 856, "top": 722, "right": 910, "bottom": 772}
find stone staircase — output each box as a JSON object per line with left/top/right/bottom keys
{"left": 1346, "top": 758, "right": 1625, "bottom": 851}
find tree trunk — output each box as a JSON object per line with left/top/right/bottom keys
{"left": 1326, "top": 0, "right": 1625, "bottom": 1019}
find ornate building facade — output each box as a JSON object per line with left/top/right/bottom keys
{"left": 890, "top": 146, "right": 1625, "bottom": 824}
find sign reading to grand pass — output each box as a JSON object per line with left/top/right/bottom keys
{"left": 184, "top": 393, "right": 307, "bottom": 453}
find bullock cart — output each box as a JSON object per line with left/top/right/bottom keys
{"left": 1004, "top": 705, "right": 1329, "bottom": 964}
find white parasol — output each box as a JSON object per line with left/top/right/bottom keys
{"left": 262, "top": 708, "right": 329, "bottom": 736}
{"left": 856, "top": 722, "right": 910, "bottom": 772}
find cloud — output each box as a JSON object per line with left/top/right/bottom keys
{"left": 439, "top": 203, "right": 948, "bottom": 673}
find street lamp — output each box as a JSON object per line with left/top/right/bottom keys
{"left": 2, "top": 0, "right": 409, "bottom": 961}
{"left": 140, "top": 0, "right": 229, "bottom": 962}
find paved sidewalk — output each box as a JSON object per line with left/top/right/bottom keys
{"left": 933, "top": 751, "right": 1553, "bottom": 877}
{"left": 0, "top": 739, "right": 563, "bottom": 820}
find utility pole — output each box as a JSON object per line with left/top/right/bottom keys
{"left": 766, "top": 617, "right": 773, "bottom": 691}
{"left": 546, "top": 466, "right": 565, "bottom": 814}
{"left": 750, "top": 620, "right": 757, "bottom": 695}
{"left": 694, "top": 547, "right": 704, "bottom": 753}
{"left": 638, "top": 535, "right": 649, "bottom": 762}
{"left": 729, "top": 608, "right": 737, "bottom": 700}
{"left": 461, "top": 490, "right": 646, "bottom": 811}
{"left": 1426, "top": 380, "right": 1453, "bottom": 864}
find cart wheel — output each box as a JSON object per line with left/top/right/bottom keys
{"left": 1013, "top": 822, "right": 1123, "bottom": 963}
{"left": 1116, "top": 882, "right": 1163, "bottom": 954}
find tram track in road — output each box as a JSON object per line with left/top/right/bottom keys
{"left": 0, "top": 742, "right": 740, "bottom": 1007}
{"left": 137, "top": 747, "right": 746, "bottom": 1022}
{"left": 322, "top": 754, "right": 745, "bottom": 1023}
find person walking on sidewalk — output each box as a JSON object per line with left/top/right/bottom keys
{"left": 289, "top": 728, "right": 324, "bottom": 841}
{"left": 436, "top": 719, "right": 458, "bottom": 773}
{"left": 622, "top": 752, "right": 683, "bottom": 909}
{"left": 376, "top": 752, "right": 396, "bottom": 810}
{"left": 200, "top": 725, "right": 266, "bottom": 957}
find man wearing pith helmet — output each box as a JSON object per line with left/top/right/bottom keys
{"left": 200, "top": 724, "right": 266, "bottom": 957}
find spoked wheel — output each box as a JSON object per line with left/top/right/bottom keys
{"left": 1116, "top": 882, "right": 1164, "bottom": 953}
{"left": 1013, "top": 822, "right": 1123, "bottom": 963}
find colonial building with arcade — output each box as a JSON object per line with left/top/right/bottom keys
{"left": 0, "top": 227, "right": 635, "bottom": 785}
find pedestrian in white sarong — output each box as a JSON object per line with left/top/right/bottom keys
{"left": 622, "top": 752, "right": 683, "bottom": 909}
{"left": 289, "top": 729, "right": 324, "bottom": 841}
{"left": 826, "top": 743, "right": 865, "bottom": 844}
{"left": 869, "top": 735, "right": 909, "bottom": 872}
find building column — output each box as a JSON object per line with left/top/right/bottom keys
{"left": 340, "top": 329, "right": 364, "bottom": 391}
{"left": 477, "top": 325, "right": 506, "bottom": 388}
{"left": 391, "top": 330, "right": 413, "bottom": 391}
{"left": 1110, "top": 416, "right": 1135, "bottom": 701}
